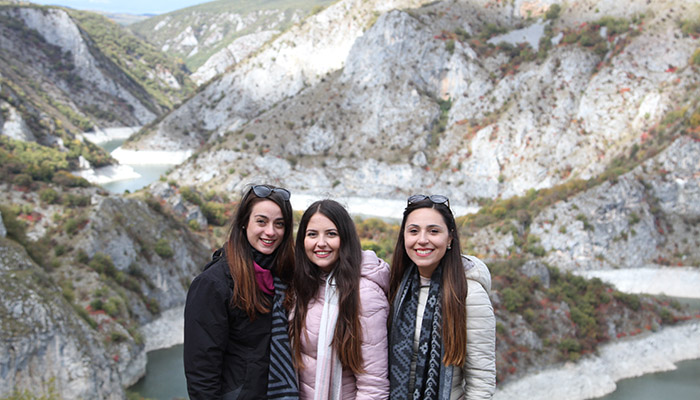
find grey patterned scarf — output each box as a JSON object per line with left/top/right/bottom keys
{"left": 389, "top": 263, "right": 443, "bottom": 400}
{"left": 267, "top": 276, "right": 299, "bottom": 399}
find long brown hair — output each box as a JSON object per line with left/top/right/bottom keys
{"left": 225, "top": 185, "right": 294, "bottom": 320}
{"left": 389, "top": 199, "right": 468, "bottom": 366}
{"left": 288, "top": 200, "right": 364, "bottom": 374}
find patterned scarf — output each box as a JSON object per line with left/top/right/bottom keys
{"left": 389, "top": 263, "right": 443, "bottom": 400}
{"left": 267, "top": 275, "right": 299, "bottom": 399}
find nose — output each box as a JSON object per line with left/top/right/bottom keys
{"left": 264, "top": 223, "right": 276, "bottom": 237}
{"left": 317, "top": 235, "right": 328, "bottom": 247}
{"left": 417, "top": 231, "right": 429, "bottom": 245}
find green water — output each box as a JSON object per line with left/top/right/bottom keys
{"left": 129, "top": 344, "right": 187, "bottom": 400}
{"left": 597, "top": 358, "right": 700, "bottom": 400}
{"left": 129, "top": 345, "right": 700, "bottom": 400}
{"left": 95, "top": 138, "right": 171, "bottom": 194}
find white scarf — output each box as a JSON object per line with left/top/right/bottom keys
{"left": 313, "top": 274, "right": 343, "bottom": 400}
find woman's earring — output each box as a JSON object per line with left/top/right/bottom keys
{"left": 447, "top": 245, "right": 452, "bottom": 250}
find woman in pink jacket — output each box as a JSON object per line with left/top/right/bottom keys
{"left": 287, "top": 199, "right": 390, "bottom": 400}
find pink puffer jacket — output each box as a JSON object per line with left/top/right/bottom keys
{"left": 297, "top": 250, "right": 390, "bottom": 400}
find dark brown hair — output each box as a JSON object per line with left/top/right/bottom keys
{"left": 288, "top": 200, "right": 364, "bottom": 374}
{"left": 225, "top": 185, "right": 294, "bottom": 320}
{"left": 389, "top": 199, "right": 468, "bottom": 366}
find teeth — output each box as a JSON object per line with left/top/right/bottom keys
{"left": 316, "top": 251, "right": 330, "bottom": 256}
{"left": 261, "top": 239, "right": 274, "bottom": 244}
{"left": 417, "top": 250, "right": 432, "bottom": 255}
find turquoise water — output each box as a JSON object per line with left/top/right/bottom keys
{"left": 129, "top": 344, "right": 187, "bottom": 400}
{"left": 95, "top": 139, "right": 171, "bottom": 194}
{"left": 101, "top": 163, "right": 171, "bottom": 194}
{"left": 597, "top": 358, "right": 700, "bottom": 400}
{"left": 129, "top": 345, "right": 700, "bottom": 400}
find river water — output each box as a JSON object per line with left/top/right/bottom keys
{"left": 86, "top": 134, "right": 173, "bottom": 194}
{"left": 129, "top": 345, "right": 700, "bottom": 400}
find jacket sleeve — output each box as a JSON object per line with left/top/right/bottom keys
{"left": 355, "top": 280, "right": 390, "bottom": 400}
{"left": 183, "top": 271, "right": 230, "bottom": 399}
{"left": 463, "top": 278, "right": 497, "bottom": 399}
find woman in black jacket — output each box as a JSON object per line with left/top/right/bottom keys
{"left": 184, "top": 184, "right": 298, "bottom": 399}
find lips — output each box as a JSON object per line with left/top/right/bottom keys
{"left": 415, "top": 249, "right": 434, "bottom": 257}
{"left": 314, "top": 250, "right": 332, "bottom": 258}
{"left": 260, "top": 238, "right": 276, "bottom": 247}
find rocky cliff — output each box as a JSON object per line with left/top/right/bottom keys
{"left": 0, "top": 4, "right": 193, "bottom": 148}
{"left": 0, "top": 237, "right": 125, "bottom": 399}
{"left": 0, "top": 180, "right": 211, "bottom": 398}
{"left": 128, "top": 0, "right": 699, "bottom": 207}
{"left": 465, "top": 136, "right": 700, "bottom": 271}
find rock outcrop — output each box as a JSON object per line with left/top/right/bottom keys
{"left": 0, "top": 182, "right": 211, "bottom": 397}
{"left": 128, "top": 0, "right": 699, "bottom": 208}
{"left": 0, "top": 237, "right": 125, "bottom": 399}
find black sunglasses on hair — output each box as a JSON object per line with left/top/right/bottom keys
{"left": 251, "top": 185, "right": 291, "bottom": 201}
{"left": 407, "top": 194, "right": 450, "bottom": 208}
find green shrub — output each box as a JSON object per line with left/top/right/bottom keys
{"left": 180, "top": 186, "right": 203, "bottom": 206}
{"left": 445, "top": 39, "right": 455, "bottom": 54}
{"left": 501, "top": 287, "right": 526, "bottom": 312}
{"left": 188, "top": 219, "right": 201, "bottom": 231}
{"left": 90, "top": 298, "right": 104, "bottom": 311}
{"left": 39, "top": 188, "right": 60, "bottom": 204}
{"left": 110, "top": 331, "right": 129, "bottom": 343}
{"left": 680, "top": 18, "right": 700, "bottom": 37}
{"left": 154, "top": 238, "right": 174, "bottom": 258}
{"left": 89, "top": 252, "right": 118, "bottom": 276}
{"left": 103, "top": 297, "right": 123, "bottom": 318}
{"left": 52, "top": 170, "right": 89, "bottom": 187}
{"left": 0, "top": 204, "right": 27, "bottom": 241}
{"left": 64, "top": 194, "right": 90, "bottom": 207}
{"left": 13, "top": 173, "right": 33, "bottom": 187}
{"left": 75, "top": 249, "right": 89, "bottom": 264}
{"left": 692, "top": 49, "right": 700, "bottom": 66}
{"left": 613, "top": 291, "right": 641, "bottom": 311}
{"left": 202, "top": 201, "right": 228, "bottom": 226}
{"left": 545, "top": 4, "right": 561, "bottom": 20}
{"left": 64, "top": 217, "right": 88, "bottom": 236}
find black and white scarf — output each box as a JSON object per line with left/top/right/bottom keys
{"left": 267, "top": 275, "right": 299, "bottom": 399}
{"left": 252, "top": 248, "right": 298, "bottom": 400}
{"left": 389, "top": 263, "right": 443, "bottom": 400}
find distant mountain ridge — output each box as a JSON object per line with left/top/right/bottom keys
{"left": 128, "top": 0, "right": 336, "bottom": 74}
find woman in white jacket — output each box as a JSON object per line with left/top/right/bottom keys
{"left": 388, "top": 194, "right": 496, "bottom": 400}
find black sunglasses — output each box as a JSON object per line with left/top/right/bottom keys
{"left": 251, "top": 185, "right": 291, "bottom": 201}
{"left": 407, "top": 194, "right": 450, "bottom": 208}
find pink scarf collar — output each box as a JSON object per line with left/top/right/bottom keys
{"left": 253, "top": 262, "right": 274, "bottom": 295}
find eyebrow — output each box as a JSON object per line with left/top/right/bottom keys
{"left": 407, "top": 223, "right": 444, "bottom": 228}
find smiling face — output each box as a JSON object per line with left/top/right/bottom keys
{"left": 304, "top": 213, "right": 341, "bottom": 273}
{"left": 404, "top": 207, "right": 452, "bottom": 278}
{"left": 245, "top": 200, "right": 285, "bottom": 254}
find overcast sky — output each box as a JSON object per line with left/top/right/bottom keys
{"left": 29, "top": 0, "right": 211, "bottom": 15}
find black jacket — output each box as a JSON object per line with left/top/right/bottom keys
{"left": 184, "top": 250, "right": 273, "bottom": 399}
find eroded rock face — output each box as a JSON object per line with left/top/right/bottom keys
{"left": 6, "top": 7, "right": 158, "bottom": 125}
{"left": 135, "top": 0, "right": 698, "bottom": 208}
{"left": 80, "top": 196, "right": 211, "bottom": 317}
{"left": 0, "top": 183, "right": 211, "bottom": 396}
{"left": 465, "top": 136, "right": 700, "bottom": 271}
{"left": 0, "top": 238, "right": 124, "bottom": 399}
{"left": 531, "top": 137, "right": 700, "bottom": 271}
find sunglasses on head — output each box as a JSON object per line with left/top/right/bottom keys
{"left": 251, "top": 185, "right": 291, "bottom": 201}
{"left": 407, "top": 194, "right": 450, "bottom": 208}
